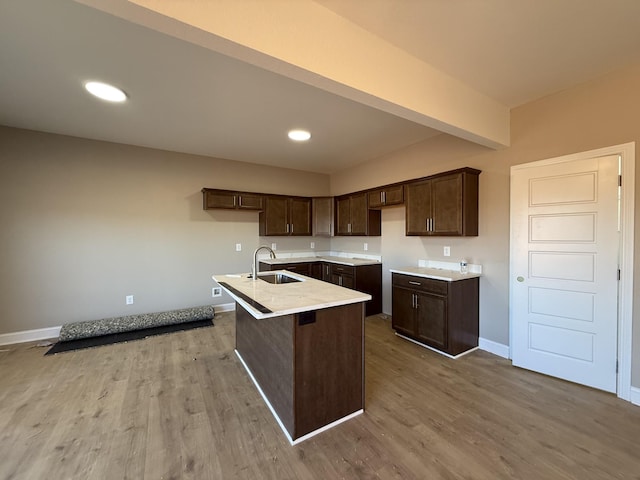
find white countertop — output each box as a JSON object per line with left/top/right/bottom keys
{"left": 213, "top": 270, "right": 371, "bottom": 319}
{"left": 390, "top": 266, "right": 482, "bottom": 282}
{"left": 259, "top": 255, "right": 380, "bottom": 267}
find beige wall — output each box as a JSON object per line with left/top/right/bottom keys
{"left": 0, "top": 127, "right": 330, "bottom": 334}
{"left": 331, "top": 63, "right": 640, "bottom": 388}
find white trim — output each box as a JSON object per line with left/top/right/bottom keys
{"left": 479, "top": 337, "right": 510, "bottom": 359}
{"left": 509, "top": 142, "right": 635, "bottom": 403}
{"left": 291, "top": 410, "right": 363, "bottom": 445}
{"left": 235, "top": 349, "right": 362, "bottom": 445}
{"left": 395, "top": 332, "right": 478, "bottom": 359}
{"left": 617, "top": 142, "right": 635, "bottom": 402}
{"left": 214, "top": 302, "right": 236, "bottom": 313}
{"left": 0, "top": 326, "right": 61, "bottom": 346}
{"left": 630, "top": 387, "right": 640, "bottom": 407}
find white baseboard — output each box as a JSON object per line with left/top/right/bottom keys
{"left": 479, "top": 337, "right": 510, "bottom": 359}
{"left": 214, "top": 302, "right": 236, "bottom": 313}
{"left": 631, "top": 387, "right": 640, "bottom": 407}
{"left": 0, "top": 303, "right": 236, "bottom": 347}
{"left": 0, "top": 326, "right": 61, "bottom": 346}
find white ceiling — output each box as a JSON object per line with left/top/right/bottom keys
{"left": 2, "top": 1, "right": 640, "bottom": 174}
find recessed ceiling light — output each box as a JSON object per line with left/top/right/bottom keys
{"left": 84, "top": 81, "right": 127, "bottom": 102}
{"left": 288, "top": 129, "right": 311, "bottom": 142}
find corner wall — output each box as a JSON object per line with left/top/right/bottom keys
{"left": 330, "top": 63, "right": 640, "bottom": 388}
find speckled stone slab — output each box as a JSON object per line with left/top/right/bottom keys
{"left": 58, "top": 305, "right": 215, "bottom": 342}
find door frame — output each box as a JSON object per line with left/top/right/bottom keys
{"left": 509, "top": 142, "right": 635, "bottom": 401}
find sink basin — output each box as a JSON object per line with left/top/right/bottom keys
{"left": 255, "top": 272, "right": 302, "bottom": 284}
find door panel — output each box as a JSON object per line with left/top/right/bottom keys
{"left": 432, "top": 174, "right": 462, "bottom": 234}
{"left": 416, "top": 292, "right": 447, "bottom": 350}
{"left": 391, "top": 287, "right": 415, "bottom": 337}
{"left": 511, "top": 154, "right": 619, "bottom": 392}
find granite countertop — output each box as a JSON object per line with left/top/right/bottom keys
{"left": 213, "top": 270, "right": 371, "bottom": 319}
{"left": 259, "top": 255, "right": 380, "bottom": 267}
{"left": 390, "top": 266, "right": 482, "bottom": 282}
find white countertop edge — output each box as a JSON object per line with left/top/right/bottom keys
{"left": 390, "top": 267, "right": 482, "bottom": 282}
{"left": 224, "top": 290, "right": 371, "bottom": 319}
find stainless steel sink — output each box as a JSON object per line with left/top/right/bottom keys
{"left": 255, "top": 273, "right": 301, "bottom": 284}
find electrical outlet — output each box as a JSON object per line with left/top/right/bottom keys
{"left": 444, "top": 246, "right": 451, "bottom": 257}
{"left": 126, "top": 295, "right": 134, "bottom": 305}
{"left": 310, "top": 241, "right": 315, "bottom": 249}
{"left": 363, "top": 243, "right": 368, "bottom": 251}
{"left": 235, "top": 243, "right": 242, "bottom": 252}
{"left": 271, "top": 243, "right": 277, "bottom": 251}
{"left": 212, "top": 287, "right": 222, "bottom": 297}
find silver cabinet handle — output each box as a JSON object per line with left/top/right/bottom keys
{"left": 409, "top": 281, "right": 421, "bottom": 286}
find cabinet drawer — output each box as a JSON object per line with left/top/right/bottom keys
{"left": 330, "top": 264, "right": 355, "bottom": 276}
{"left": 392, "top": 273, "right": 448, "bottom": 295}
{"left": 280, "top": 263, "right": 311, "bottom": 276}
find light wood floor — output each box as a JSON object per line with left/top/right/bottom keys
{"left": 1, "top": 312, "right": 639, "bottom": 479}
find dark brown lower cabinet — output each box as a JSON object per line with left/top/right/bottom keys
{"left": 260, "top": 261, "right": 382, "bottom": 316}
{"left": 391, "top": 273, "right": 479, "bottom": 356}
{"left": 235, "top": 302, "right": 364, "bottom": 441}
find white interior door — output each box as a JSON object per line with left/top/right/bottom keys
{"left": 510, "top": 154, "right": 620, "bottom": 393}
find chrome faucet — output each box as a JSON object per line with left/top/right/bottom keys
{"left": 252, "top": 245, "right": 276, "bottom": 280}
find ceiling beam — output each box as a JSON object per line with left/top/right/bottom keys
{"left": 78, "top": 0, "right": 510, "bottom": 148}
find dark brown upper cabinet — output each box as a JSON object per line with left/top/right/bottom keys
{"left": 259, "top": 196, "right": 312, "bottom": 236}
{"left": 368, "top": 184, "right": 404, "bottom": 208}
{"left": 335, "top": 192, "right": 381, "bottom": 236}
{"left": 312, "top": 197, "right": 334, "bottom": 237}
{"left": 202, "top": 188, "right": 264, "bottom": 210}
{"left": 405, "top": 168, "right": 480, "bottom": 236}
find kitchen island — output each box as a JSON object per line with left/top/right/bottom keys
{"left": 213, "top": 270, "right": 370, "bottom": 444}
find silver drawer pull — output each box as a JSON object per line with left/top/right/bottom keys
{"left": 408, "top": 281, "right": 421, "bottom": 286}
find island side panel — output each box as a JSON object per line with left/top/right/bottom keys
{"left": 235, "top": 303, "right": 295, "bottom": 436}
{"left": 293, "top": 302, "right": 364, "bottom": 438}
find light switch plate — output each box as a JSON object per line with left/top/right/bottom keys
{"left": 444, "top": 246, "right": 451, "bottom": 257}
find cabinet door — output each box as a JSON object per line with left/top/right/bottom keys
{"left": 330, "top": 273, "right": 354, "bottom": 289}
{"left": 349, "top": 193, "right": 368, "bottom": 235}
{"left": 290, "top": 197, "right": 312, "bottom": 236}
{"left": 341, "top": 274, "right": 355, "bottom": 289}
{"left": 391, "top": 286, "right": 416, "bottom": 337}
{"left": 368, "top": 190, "right": 384, "bottom": 209}
{"left": 415, "top": 292, "right": 447, "bottom": 351}
{"left": 261, "top": 196, "right": 289, "bottom": 236}
{"left": 203, "top": 190, "right": 237, "bottom": 209}
{"left": 312, "top": 197, "right": 333, "bottom": 236}
{"left": 309, "top": 263, "right": 323, "bottom": 280}
{"left": 405, "top": 180, "right": 432, "bottom": 235}
{"left": 335, "top": 197, "right": 351, "bottom": 235}
{"left": 368, "top": 185, "right": 403, "bottom": 208}
{"left": 321, "top": 263, "right": 332, "bottom": 282}
{"left": 237, "top": 193, "right": 264, "bottom": 210}
{"left": 432, "top": 173, "right": 463, "bottom": 235}
{"left": 384, "top": 185, "right": 404, "bottom": 206}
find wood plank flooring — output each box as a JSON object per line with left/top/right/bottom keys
{"left": 1, "top": 312, "right": 639, "bottom": 479}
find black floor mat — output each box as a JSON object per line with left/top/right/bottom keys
{"left": 45, "top": 319, "right": 214, "bottom": 355}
